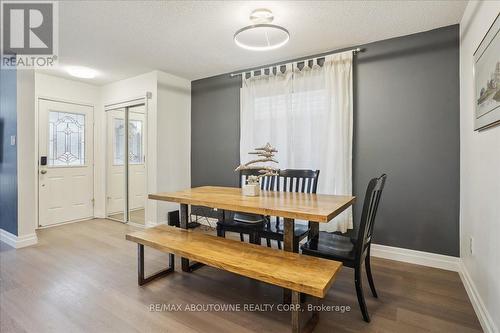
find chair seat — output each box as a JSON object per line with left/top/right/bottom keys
{"left": 217, "top": 216, "right": 265, "bottom": 230}
{"left": 301, "top": 232, "right": 357, "bottom": 263}
{"left": 260, "top": 221, "right": 310, "bottom": 239}
{"left": 233, "top": 212, "right": 267, "bottom": 224}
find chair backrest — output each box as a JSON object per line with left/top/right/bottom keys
{"left": 265, "top": 169, "right": 320, "bottom": 228}
{"left": 275, "top": 169, "right": 320, "bottom": 194}
{"left": 239, "top": 169, "right": 274, "bottom": 190}
{"left": 240, "top": 168, "right": 320, "bottom": 194}
{"left": 355, "top": 174, "right": 387, "bottom": 261}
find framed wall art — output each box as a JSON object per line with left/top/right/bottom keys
{"left": 474, "top": 13, "right": 500, "bottom": 130}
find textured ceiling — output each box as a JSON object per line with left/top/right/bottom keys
{"left": 40, "top": 0, "right": 468, "bottom": 84}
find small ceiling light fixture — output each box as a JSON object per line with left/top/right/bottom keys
{"left": 234, "top": 9, "right": 290, "bottom": 51}
{"left": 66, "top": 66, "right": 98, "bottom": 79}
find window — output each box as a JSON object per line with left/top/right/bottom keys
{"left": 48, "top": 111, "right": 85, "bottom": 166}
{"left": 240, "top": 52, "right": 353, "bottom": 232}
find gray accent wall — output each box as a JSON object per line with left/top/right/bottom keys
{"left": 191, "top": 25, "right": 460, "bottom": 256}
{"left": 192, "top": 75, "right": 241, "bottom": 188}
{"left": 0, "top": 68, "right": 18, "bottom": 236}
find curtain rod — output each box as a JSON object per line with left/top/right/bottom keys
{"left": 230, "top": 47, "right": 363, "bottom": 77}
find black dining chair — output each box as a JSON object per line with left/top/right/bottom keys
{"left": 216, "top": 169, "right": 272, "bottom": 244}
{"left": 301, "top": 174, "right": 387, "bottom": 323}
{"left": 259, "top": 169, "right": 320, "bottom": 249}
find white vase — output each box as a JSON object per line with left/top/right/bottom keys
{"left": 242, "top": 184, "right": 260, "bottom": 196}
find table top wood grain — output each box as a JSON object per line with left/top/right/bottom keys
{"left": 149, "top": 186, "right": 355, "bottom": 223}
{"left": 126, "top": 225, "right": 342, "bottom": 297}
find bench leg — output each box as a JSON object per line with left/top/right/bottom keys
{"left": 180, "top": 203, "right": 205, "bottom": 273}
{"left": 291, "top": 291, "right": 319, "bottom": 333}
{"left": 138, "top": 244, "right": 174, "bottom": 286}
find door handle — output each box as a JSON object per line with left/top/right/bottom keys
{"left": 40, "top": 170, "right": 47, "bottom": 174}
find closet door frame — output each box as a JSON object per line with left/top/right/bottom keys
{"left": 104, "top": 97, "right": 147, "bottom": 224}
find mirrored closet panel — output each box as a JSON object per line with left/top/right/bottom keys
{"left": 106, "top": 102, "right": 146, "bottom": 225}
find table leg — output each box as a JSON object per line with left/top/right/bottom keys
{"left": 308, "top": 221, "right": 319, "bottom": 241}
{"left": 283, "top": 218, "right": 297, "bottom": 252}
{"left": 180, "top": 203, "right": 204, "bottom": 272}
{"left": 283, "top": 218, "right": 297, "bottom": 303}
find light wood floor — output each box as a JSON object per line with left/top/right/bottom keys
{"left": 108, "top": 209, "right": 145, "bottom": 225}
{"left": 0, "top": 219, "right": 482, "bottom": 333}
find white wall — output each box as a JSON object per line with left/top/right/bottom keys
{"left": 156, "top": 71, "right": 191, "bottom": 222}
{"left": 17, "top": 70, "right": 36, "bottom": 238}
{"left": 34, "top": 73, "right": 102, "bottom": 216}
{"left": 460, "top": 1, "right": 500, "bottom": 332}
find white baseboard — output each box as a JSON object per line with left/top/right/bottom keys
{"left": 127, "top": 221, "right": 146, "bottom": 229}
{"left": 458, "top": 261, "right": 497, "bottom": 333}
{"left": 0, "top": 229, "right": 38, "bottom": 248}
{"left": 37, "top": 216, "right": 94, "bottom": 229}
{"left": 145, "top": 220, "right": 161, "bottom": 228}
{"left": 370, "top": 243, "right": 496, "bottom": 333}
{"left": 370, "top": 243, "right": 460, "bottom": 272}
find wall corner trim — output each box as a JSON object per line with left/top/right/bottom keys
{"left": 0, "top": 229, "right": 38, "bottom": 248}
{"left": 458, "top": 261, "right": 498, "bottom": 333}
{"left": 371, "top": 243, "right": 460, "bottom": 271}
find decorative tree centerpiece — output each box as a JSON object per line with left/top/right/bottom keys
{"left": 235, "top": 143, "right": 279, "bottom": 196}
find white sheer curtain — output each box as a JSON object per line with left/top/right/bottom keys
{"left": 240, "top": 52, "right": 353, "bottom": 232}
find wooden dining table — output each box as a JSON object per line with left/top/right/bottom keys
{"left": 149, "top": 186, "right": 356, "bottom": 270}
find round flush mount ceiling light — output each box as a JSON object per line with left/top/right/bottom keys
{"left": 234, "top": 9, "right": 290, "bottom": 51}
{"left": 66, "top": 66, "right": 98, "bottom": 79}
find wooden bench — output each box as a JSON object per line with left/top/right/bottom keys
{"left": 126, "top": 225, "right": 342, "bottom": 333}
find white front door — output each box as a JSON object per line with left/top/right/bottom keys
{"left": 38, "top": 100, "right": 94, "bottom": 227}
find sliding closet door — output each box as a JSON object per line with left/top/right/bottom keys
{"left": 105, "top": 103, "right": 147, "bottom": 224}
{"left": 127, "top": 105, "right": 146, "bottom": 225}
{"left": 106, "top": 109, "right": 127, "bottom": 222}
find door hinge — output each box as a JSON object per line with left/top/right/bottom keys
{"left": 91, "top": 198, "right": 95, "bottom": 206}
